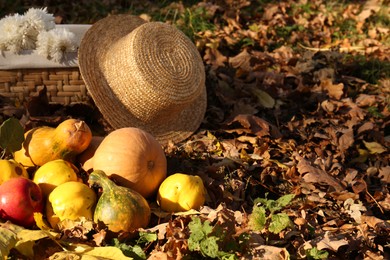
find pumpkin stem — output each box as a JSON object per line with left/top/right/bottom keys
{"left": 88, "top": 170, "right": 116, "bottom": 191}
{"left": 74, "top": 120, "right": 89, "bottom": 132}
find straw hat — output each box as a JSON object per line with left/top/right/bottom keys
{"left": 78, "top": 14, "right": 206, "bottom": 145}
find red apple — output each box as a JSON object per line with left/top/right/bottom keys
{"left": 0, "top": 177, "right": 44, "bottom": 227}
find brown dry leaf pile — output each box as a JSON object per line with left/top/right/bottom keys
{"left": 0, "top": 0, "right": 389, "bottom": 259}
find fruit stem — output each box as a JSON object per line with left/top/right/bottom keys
{"left": 88, "top": 170, "right": 116, "bottom": 191}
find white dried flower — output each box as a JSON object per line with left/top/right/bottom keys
{"left": 36, "top": 30, "right": 51, "bottom": 58}
{"left": 24, "top": 7, "right": 55, "bottom": 31}
{"left": 36, "top": 27, "right": 77, "bottom": 62}
{"left": 0, "top": 14, "right": 25, "bottom": 53}
{"left": 22, "top": 7, "right": 55, "bottom": 49}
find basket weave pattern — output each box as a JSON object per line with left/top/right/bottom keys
{"left": 0, "top": 68, "right": 88, "bottom": 105}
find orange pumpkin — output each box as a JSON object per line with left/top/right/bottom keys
{"left": 77, "top": 135, "right": 104, "bottom": 172}
{"left": 92, "top": 127, "right": 167, "bottom": 198}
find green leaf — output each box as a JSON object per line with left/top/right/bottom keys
{"left": 200, "top": 236, "right": 219, "bottom": 258}
{"left": 201, "top": 220, "right": 213, "bottom": 236}
{"left": 137, "top": 231, "right": 157, "bottom": 244}
{"left": 0, "top": 118, "right": 25, "bottom": 155}
{"left": 112, "top": 238, "right": 146, "bottom": 259}
{"left": 265, "top": 199, "right": 278, "bottom": 213}
{"left": 219, "top": 251, "right": 238, "bottom": 260}
{"left": 307, "top": 247, "right": 329, "bottom": 259}
{"left": 248, "top": 205, "right": 266, "bottom": 231}
{"left": 268, "top": 213, "right": 291, "bottom": 234}
{"left": 188, "top": 217, "right": 213, "bottom": 252}
{"left": 276, "top": 194, "right": 295, "bottom": 209}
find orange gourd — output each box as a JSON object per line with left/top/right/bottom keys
{"left": 77, "top": 135, "right": 104, "bottom": 172}
{"left": 14, "top": 119, "right": 92, "bottom": 167}
{"left": 92, "top": 127, "right": 167, "bottom": 198}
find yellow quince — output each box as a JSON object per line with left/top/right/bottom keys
{"left": 0, "top": 159, "right": 29, "bottom": 185}
{"left": 46, "top": 181, "right": 96, "bottom": 229}
{"left": 157, "top": 173, "right": 206, "bottom": 212}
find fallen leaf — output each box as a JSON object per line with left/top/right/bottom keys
{"left": 338, "top": 129, "right": 354, "bottom": 153}
{"left": 343, "top": 198, "right": 366, "bottom": 223}
{"left": 360, "top": 215, "right": 385, "bottom": 229}
{"left": 0, "top": 222, "right": 20, "bottom": 259}
{"left": 15, "top": 229, "right": 58, "bottom": 258}
{"left": 301, "top": 231, "right": 349, "bottom": 255}
{"left": 357, "top": 0, "right": 381, "bottom": 22}
{"left": 249, "top": 245, "right": 290, "bottom": 260}
{"left": 48, "top": 246, "right": 132, "bottom": 260}
{"left": 295, "top": 153, "right": 345, "bottom": 191}
{"left": 357, "top": 122, "right": 374, "bottom": 134}
{"left": 251, "top": 87, "right": 276, "bottom": 108}
{"left": 226, "top": 114, "right": 281, "bottom": 138}
{"left": 355, "top": 94, "right": 376, "bottom": 107}
{"left": 378, "top": 193, "right": 390, "bottom": 211}
{"left": 34, "top": 212, "right": 53, "bottom": 231}
{"left": 378, "top": 166, "right": 390, "bottom": 184}
{"left": 316, "top": 232, "right": 349, "bottom": 251}
{"left": 321, "top": 79, "right": 344, "bottom": 100}
{"left": 363, "top": 140, "right": 387, "bottom": 154}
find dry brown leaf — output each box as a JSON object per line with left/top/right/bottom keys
{"left": 295, "top": 153, "right": 345, "bottom": 191}
{"left": 338, "top": 129, "right": 354, "bottom": 153}
{"left": 226, "top": 114, "right": 281, "bottom": 138}
{"left": 355, "top": 94, "right": 377, "bottom": 107}
{"left": 204, "top": 44, "right": 228, "bottom": 69}
{"left": 316, "top": 231, "right": 349, "bottom": 251}
{"left": 249, "top": 245, "right": 290, "bottom": 260}
{"left": 378, "top": 166, "right": 390, "bottom": 184}
{"left": 360, "top": 215, "right": 385, "bottom": 229}
{"left": 378, "top": 193, "right": 390, "bottom": 211}
{"left": 357, "top": 122, "right": 375, "bottom": 134}
{"left": 321, "top": 79, "right": 344, "bottom": 100}
{"left": 357, "top": 0, "right": 381, "bottom": 22}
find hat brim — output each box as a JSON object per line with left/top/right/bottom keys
{"left": 78, "top": 15, "right": 207, "bottom": 145}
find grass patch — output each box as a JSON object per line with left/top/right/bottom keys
{"left": 342, "top": 55, "right": 390, "bottom": 84}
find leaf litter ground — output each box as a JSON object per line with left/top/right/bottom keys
{"left": 0, "top": 0, "right": 389, "bottom": 259}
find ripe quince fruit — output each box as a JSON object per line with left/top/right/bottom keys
{"left": 33, "top": 159, "right": 79, "bottom": 198}
{"left": 46, "top": 181, "right": 96, "bottom": 229}
{"left": 0, "top": 159, "right": 29, "bottom": 185}
{"left": 157, "top": 173, "right": 206, "bottom": 212}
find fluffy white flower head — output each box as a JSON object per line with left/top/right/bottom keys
{"left": 36, "top": 27, "right": 77, "bottom": 62}
{"left": 24, "top": 7, "right": 55, "bottom": 31}
{"left": 0, "top": 7, "right": 78, "bottom": 62}
{"left": 0, "top": 14, "right": 25, "bottom": 53}
{"left": 22, "top": 7, "right": 56, "bottom": 49}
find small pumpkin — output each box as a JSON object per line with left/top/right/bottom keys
{"left": 76, "top": 135, "right": 104, "bottom": 172}
{"left": 157, "top": 173, "right": 206, "bottom": 212}
{"left": 14, "top": 118, "right": 92, "bottom": 167}
{"left": 88, "top": 170, "right": 151, "bottom": 233}
{"left": 92, "top": 127, "right": 167, "bottom": 198}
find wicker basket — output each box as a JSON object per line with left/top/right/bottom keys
{"left": 0, "top": 68, "right": 88, "bottom": 105}
{"left": 0, "top": 24, "right": 91, "bottom": 105}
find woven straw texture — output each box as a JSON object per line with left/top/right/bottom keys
{"left": 78, "top": 15, "right": 207, "bottom": 145}
{"left": 0, "top": 68, "right": 88, "bottom": 104}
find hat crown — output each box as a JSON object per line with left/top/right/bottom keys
{"left": 78, "top": 15, "right": 207, "bottom": 144}
{"left": 102, "top": 22, "right": 205, "bottom": 124}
